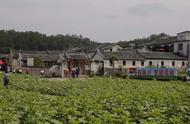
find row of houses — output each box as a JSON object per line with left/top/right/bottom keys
{"left": 0, "top": 31, "right": 190, "bottom": 77}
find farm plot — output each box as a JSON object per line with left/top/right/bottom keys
{"left": 0, "top": 74, "right": 190, "bottom": 123}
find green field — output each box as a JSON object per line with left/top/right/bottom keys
{"left": 0, "top": 74, "right": 190, "bottom": 124}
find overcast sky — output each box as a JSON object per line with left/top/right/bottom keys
{"left": 0, "top": 0, "right": 190, "bottom": 42}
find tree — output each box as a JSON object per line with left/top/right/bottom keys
{"left": 34, "top": 57, "right": 45, "bottom": 67}
{"left": 0, "top": 29, "right": 99, "bottom": 50}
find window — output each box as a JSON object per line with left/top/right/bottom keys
{"left": 149, "top": 61, "right": 152, "bottom": 66}
{"left": 178, "top": 44, "right": 183, "bottom": 51}
{"left": 109, "top": 60, "right": 113, "bottom": 66}
{"left": 161, "top": 61, "right": 164, "bottom": 66}
{"left": 110, "top": 48, "right": 112, "bottom": 52}
{"left": 132, "top": 61, "right": 136, "bottom": 66}
{"left": 182, "top": 61, "right": 185, "bottom": 66}
{"left": 123, "top": 61, "right": 126, "bottom": 66}
{"left": 172, "top": 61, "right": 175, "bottom": 67}
{"left": 141, "top": 61, "right": 144, "bottom": 67}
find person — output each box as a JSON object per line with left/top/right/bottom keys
{"left": 12, "top": 68, "right": 16, "bottom": 73}
{"left": 72, "top": 67, "right": 76, "bottom": 78}
{"left": 76, "top": 67, "right": 79, "bottom": 78}
{"left": 3, "top": 71, "right": 9, "bottom": 88}
{"left": 40, "top": 69, "right": 44, "bottom": 76}
{"left": 18, "top": 68, "right": 22, "bottom": 74}
{"left": 7, "top": 66, "right": 10, "bottom": 73}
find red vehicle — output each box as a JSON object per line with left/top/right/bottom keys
{"left": 0, "top": 60, "right": 7, "bottom": 71}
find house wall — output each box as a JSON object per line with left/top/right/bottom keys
{"left": 144, "top": 60, "right": 187, "bottom": 69}
{"left": 91, "top": 62, "right": 103, "bottom": 74}
{"left": 60, "top": 61, "right": 68, "bottom": 77}
{"left": 104, "top": 60, "right": 143, "bottom": 69}
{"left": 103, "top": 59, "right": 188, "bottom": 75}
{"left": 173, "top": 42, "right": 189, "bottom": 56}
{"left": 104, "top": 45, "right": 123, "bottom": 52}
{"left": 177, "top": 32, "right": 190, "bottom": 41}
{"left": 12, "top": 58, "right": 20, "bottom": 68}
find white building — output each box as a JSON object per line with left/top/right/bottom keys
{"left": 90, "top": 49, "right": 187, "bottom": 75}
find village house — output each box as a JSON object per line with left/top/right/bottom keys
{"left": 57, "top": 51, "right": 91, "bottom": 77}
{"left": 12, "top": 50, "right": 60, "bottom": 76}
{"left": 90, "top": 49, "right": 187, "bottom": 76}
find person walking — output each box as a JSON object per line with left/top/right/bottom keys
{"left": 3, "top": 71, "right": 9, "bottom": 88}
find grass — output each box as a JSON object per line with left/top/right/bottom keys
{"left": 0, "top": 74, "right": 190, "bottom": 123}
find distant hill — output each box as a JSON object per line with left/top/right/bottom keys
{"left": 0, "top": 30, "right": 100, "bottom": 51}
{"left": 0, "top": 30, "right": 175, "bottom": 51}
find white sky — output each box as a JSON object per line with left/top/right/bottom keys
{"left": 0, "top": 0, "right": 190, "bottom": 42}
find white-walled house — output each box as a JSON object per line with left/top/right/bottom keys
{"left": 139, "top": 52, "right": 187, "bottom": 71}
{"left": 91, "top": 49, "right": 187, "bottom": 75}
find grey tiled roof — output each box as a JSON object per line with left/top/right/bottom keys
{"left": 21, "top": 54, "right": 58, "bottom": 62}
{"left": 18, "top": 50, "right": 47, "bottom": 55}
{"left": 138, "top": 51, "right": 187, "bottom": 60}
{"left": 101, "top": 51, "right": 145, "bottom": 60}
{"left": 65, "top": 52, "right": 90, "bottom": 60}
{"left": 46, "top": 50, "right": 64, "bottom": 55}
{"left": 145, "top": 37, "right": 177, "bottom": 46}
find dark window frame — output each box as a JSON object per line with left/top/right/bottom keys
{"left": 161, "top": 61, "right": 164, "bottom": 66}
{"left": 132, "top": 61, "right": 136, "bottom": 66}
{"left": 109, "top": 60, "right": 113, "bottom": 66}
{"left": 172, "top": 61, "right": 175, "bottom": 66}
{"left": 149, "top": 61, "right": 152, "bottom": 66}
{"left": 178, "top": 44, "right": 183, "bottom": 51}
{"left": 123, "top": 61, "right": 126, "bottom": 66}
{"left": 141, "top": 61, "right": 144, "bottom": 67}
{"left": 182, "top": 61, "right": 185, "bottom": 66}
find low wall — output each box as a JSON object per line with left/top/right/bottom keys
{"left": 17, "top": 67, "right": 60, "bottom": 77}
{"left": 104, "top": 68, "right": 129, "bottom": 76}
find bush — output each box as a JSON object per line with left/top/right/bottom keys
{"left": 89, "top": 71, "right": 95, "bottom": 78}
{"left": 116, "top": 73, "right": 122, "bottom": 78}
{"left": 177, "top": 75, "right": 187, "bottom": 82}
{"left": 122, "top": 75, "right": 128, "bottom": 79}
